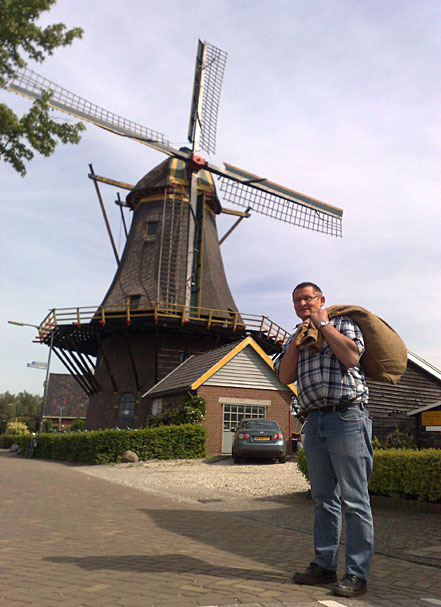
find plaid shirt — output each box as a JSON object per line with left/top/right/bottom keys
{"left": 274, "top": 315, "right": 368, "bottom": 414}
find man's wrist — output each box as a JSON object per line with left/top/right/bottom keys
{"left": 318, "top": 320, "right": 330, "bottom": 330}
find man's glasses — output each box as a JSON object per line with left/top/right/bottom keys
{"left": 293, "top": 295, "right": 321, "bottom": 305}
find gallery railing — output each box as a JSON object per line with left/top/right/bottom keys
{"left": 37, "top": 303, "right": 290, "bottom": 345}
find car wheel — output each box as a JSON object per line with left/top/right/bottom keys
{"left": 278, "top": 455, "right": 287, "bottom": 464}
{"left": 232, "top": 450, "right": 241, "bottom": 464}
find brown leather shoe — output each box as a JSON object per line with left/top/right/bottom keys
{"left": 332, "top": 574, "right": 367, "bottom": 597}
{"left": 293, "top": 562, "right": 337, "bottom": 585}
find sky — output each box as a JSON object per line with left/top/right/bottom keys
{"left": 1, "top": 0, "right": 440, "bottom": 396}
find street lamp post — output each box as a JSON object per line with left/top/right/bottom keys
{"left": 8, "top": 320, "right": 54, "bottom": 432}
{"left": 58, "top": 405, "right": 67, "bottom": 431}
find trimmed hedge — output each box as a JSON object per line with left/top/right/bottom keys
{"left": 296, "top": 448, "right": 441, "bottom": 503}
{"left": 15, "top": 424, "right": 207, "bottom": 464}
{"left": 0, "top": 434, "right": 22, "bottom": 449}
{"left": 369, "top": 448, "right": 441, "bottom": 503}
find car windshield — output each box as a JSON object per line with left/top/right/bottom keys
{"left": 241, "top": 420, "right": 279, "bottom": 431}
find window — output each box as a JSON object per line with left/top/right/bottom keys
{"left": 223, "top": 404, "right": 266, "bottom": 431}
{"left": 128, "top": 294, "right": 141, "bottom": 308}
{"left": 179, "top": 351, "right": 193, "bottom": 363}
{"left": 152, "top": 398, "right": 163, "bottom": 415}
{"left": 144, "top": 221, "right": 159, "bottom": 240}
{"left": 118, "top": 393, "right": 136, "bottom": 418}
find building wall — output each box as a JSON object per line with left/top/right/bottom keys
{"left": 197, "top": 385, "right": 292, "bottom": 455}
{"left": 144, "top": 386, "right": 291, "bottom": 456}
{"left": 86, "top": 330, "right": 236, "bottom": 430}
{"left": 367, "top": 360, "right": 441, "bottom": 447}
{"left": 412, "top": 406, "right": 441, "bottom": 449}
{"left": 203, "top": 348, "right": 287, "bottom": 390}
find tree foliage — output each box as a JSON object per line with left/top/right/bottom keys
{"left": 6, "top": 420, "right": 31, "bottom": 435}
{"left": 0, "top": 391, "right": 42, "bottom": 432}
{"left": 0, "top": 0, "right": 85, "bottom": 175}
{"left": 145, "top": 396, "right": 206, "bottom": 428}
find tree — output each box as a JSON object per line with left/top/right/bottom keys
{"left": 6, "top": 420, "right": 30, "bottom": 435}
{"left": 0, "top": 391, "right": 43, "bottom": 432}
{"left": 0, "top": 0, "right": 85, "bottom": 175}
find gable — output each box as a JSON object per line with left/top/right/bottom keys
{"left": 44, "top": 374, "right": 88, "bottom": 418}
{"left": 202, "top": 347, "right": 290, "bottom": 391}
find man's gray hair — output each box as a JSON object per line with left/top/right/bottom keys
{"left": 293, "top": 282, "right": 323, "bottom": 295}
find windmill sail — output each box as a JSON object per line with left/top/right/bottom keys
{"left": 215, "top": 163, "right": 343, "bottom": 237}
{"left": 8, "top": 63, "right": 343, "bottom": 237}
{"left": 188, "top": 41, "right": 228, "bottom": 154}
{"left": 7, "top": 68, "right": 172, "bottom": 155}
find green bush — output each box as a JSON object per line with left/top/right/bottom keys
{"left": 145, "top": 396, "right": 206, "bottom": 428}
{"left": 41, "top": 419, "right": 53, "bottom": 433}
{"left": 376, "top": 429, "right": 416, "bottom": 450}
{"left": 27, "top": 423, "right": 207, "bottom": 464}
{"left": 296, "top": 447, "right": 441, "bottom": 503}
{"left": 369, "top": 448, "right": 441, "bottom": 502}
{"left": 296, "top": 447, "right": 309, "bottom": 481}
{"left": 5, "top": 421, "right": 30, "bottom": 435}
{"left": 65, "top": 418, "right": 85, "bottom": 432}
{"left": 0, "top": 434, "right": 22, "bottom": 448}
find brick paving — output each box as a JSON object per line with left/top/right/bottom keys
{"left": 0, "top": 451, "right": 440, "bottom": 607}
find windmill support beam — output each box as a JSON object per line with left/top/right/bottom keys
{"left": 69, "top": 348, "right": 100, "bottom": 393}
{"left": 99, "top": 348, "right": 118, "bottom": 393}
{"left": 184, "top": 172, "right": 199, "bottom": 313}
{"left": 89, "top": 164, "right": 120, "bottom": 265}
{"left": 51, "top": 347, "right": 97, "bottom": 396}
{"left": 219, "top": 206, "right": 251, "bottom": 244}
{"left": 59, "top": 344, "right": 100, "bottom": 393}
{"left": 125, "top": 337, "right": 141, "bottom": 393}
{"left": 88, "top": 173, "right": 134, "bottom": 192}
{"left": 220, "top": 207, "right": 250, "bottom": 217}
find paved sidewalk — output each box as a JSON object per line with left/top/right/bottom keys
{"left": 0, "top": 451, "right": 440, "bottom": 607}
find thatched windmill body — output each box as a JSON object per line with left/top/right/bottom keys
{"left": 8, "top": 42, "right": 343, "bottom": 428}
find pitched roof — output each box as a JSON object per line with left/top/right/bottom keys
{"left": 407, "top": 351, "right": 441, "bottom": 382}
{"left": 43, "top": 374, "right": 88, "bottom": 418}
{"left": 407, "top": 400, "right": 441, "bottom": 416}
{"left": 143, "top": 336, "right": 292, "bottom": 397}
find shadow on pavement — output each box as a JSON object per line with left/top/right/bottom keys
{"left": 44, "top": 553, "right": 287, "bottom": 581}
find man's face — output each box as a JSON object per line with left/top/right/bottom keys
{"left": 292, "top": 286, "right": 325, "bottom": 321}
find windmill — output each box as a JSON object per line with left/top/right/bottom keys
{"left": 7, "top": 41, "right": 343, "bottom": 429}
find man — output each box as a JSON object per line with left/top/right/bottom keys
{"left": 275, "top": 282, "right": 373, "bottom": 598}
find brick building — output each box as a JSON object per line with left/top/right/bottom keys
{"left": 42, "top": 374, "right": 88, "bottom": 431}
{"left": 143, "top": 337, "right": 297, "bottom": 455}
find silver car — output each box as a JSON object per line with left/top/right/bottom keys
{"left": 232, "top": 418, "right": 287, "bottom": 464}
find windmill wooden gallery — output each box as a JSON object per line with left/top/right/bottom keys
{"left": 8, "top": 42, "right": 343, "bottom": 432}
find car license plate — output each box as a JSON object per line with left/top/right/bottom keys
{"left": 254, "top": 436, "right": 270, "bottom": 441}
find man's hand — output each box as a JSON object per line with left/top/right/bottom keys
{"left": 310, "top": 308, "right": 329, "bottom": 328}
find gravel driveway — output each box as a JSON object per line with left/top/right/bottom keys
{"left": 75, "top": 456, "right": 310, "bottom": 505}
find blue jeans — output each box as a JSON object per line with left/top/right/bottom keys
{"left": 303, "top": 406, "right": 374, "bottom": 580}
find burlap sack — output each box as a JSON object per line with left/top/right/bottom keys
{"left": 326, "top": 305, "right": 407, "bottom": 384}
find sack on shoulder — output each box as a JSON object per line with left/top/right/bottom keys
{"left": 326, "top": 304, "right": 407, "bottom": 384}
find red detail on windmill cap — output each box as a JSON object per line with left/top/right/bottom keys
{"left": 190, "top": 155, "right": 206, "bottom": 171}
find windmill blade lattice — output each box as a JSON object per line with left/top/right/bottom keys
{"left": 188, "top": 41, "right": 227, "bottom": 155}
{"left": 7, "top": 47, "right": 343, "bottom": 239}
{"left": 212, "top": 163, "right": 343, "bottom": 237}
{"left": 217, "top": 175, "right": 342, "bottom": 236}
{"left": 8, "top": 68, "right": 170, "bottom": 151}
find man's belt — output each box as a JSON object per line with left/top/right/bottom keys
{"left": 316, "top": 402, "right": 365, "bottom": 415}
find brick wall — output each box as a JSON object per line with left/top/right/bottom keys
{"left": 86, "top": 330, "right": 236, "bottom": 430}
{"left": 143, "top": 385, "right": 292, "bottom": 456}
{"left": 197, "top": 385, "right": 291, "bottom": 455}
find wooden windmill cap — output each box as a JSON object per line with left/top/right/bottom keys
{"left": 126, "top": 157, "right": 222, "bottom": 213}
